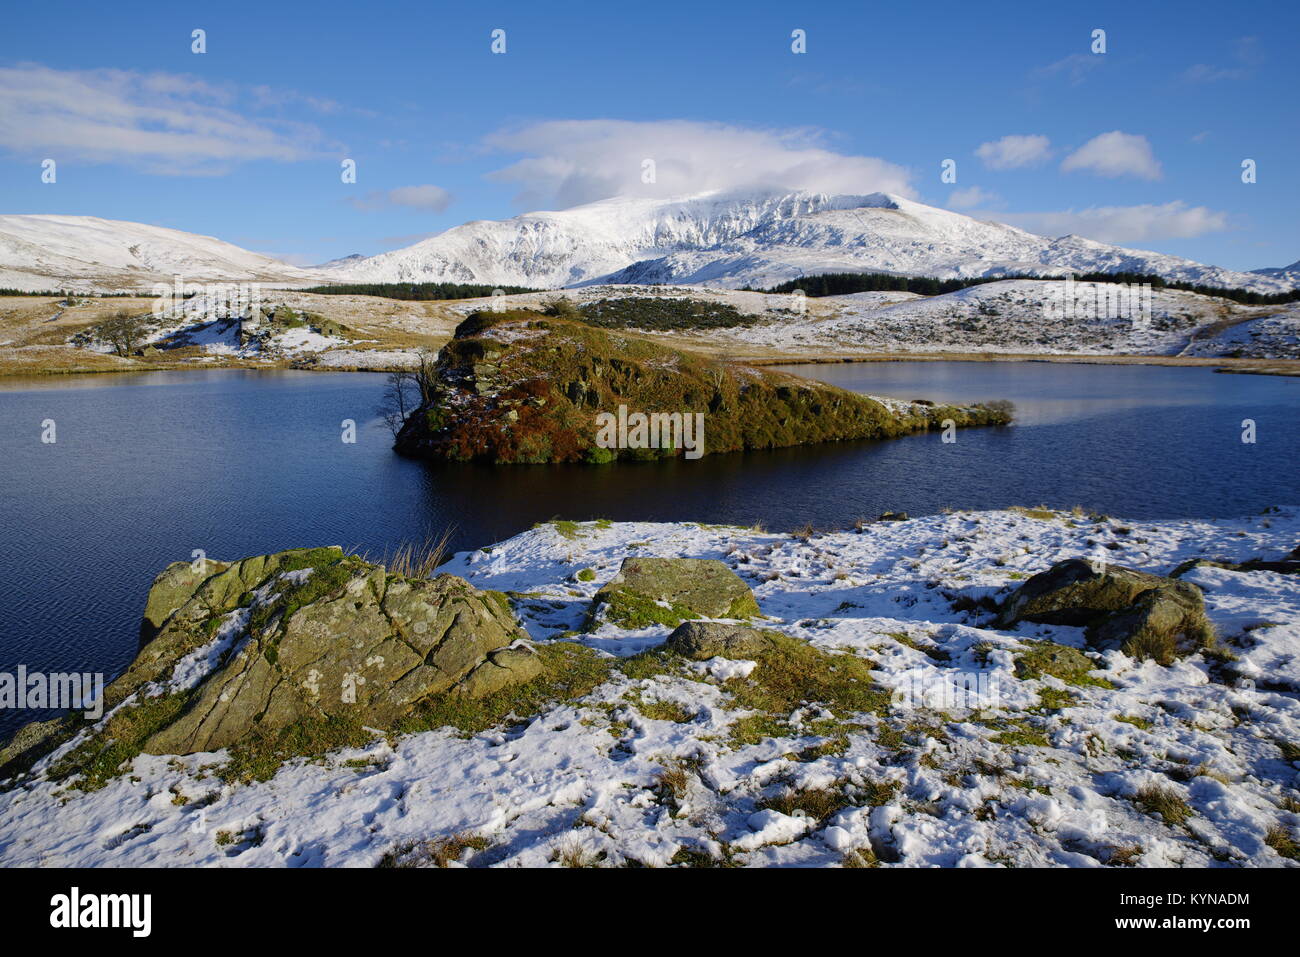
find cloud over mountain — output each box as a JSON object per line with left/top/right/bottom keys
{"left": 483, "top": 119, "right": 915, "bottom": 209}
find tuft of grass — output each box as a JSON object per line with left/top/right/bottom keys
{"left": 378, "top": 832, "right": 490, "bottom": 868}
{"left": 576, "top": 567, "right": 596, "bottom": 582}
{"left": 1264, "top": 824, "right": 1299, "bottom": 861}
{"left": 655, "top": 763, "right": 691, "bottom": 807}
{"left": 1107, "top": 844, "right": 1143, "bottom": 867}
{"left": 757, "top": 784, "right": 851, "bottom": 823}
{"left": 725, "top": 634, "right": 890, "bottom": 725}
{"left": 1115, "top": 714, "right": 1154, "bottom": 730}
{"left": 363, "top": 528, "right": 455, "bottom": 578}
{"left": 1274, "top": 738, "right": 1300, "bottom": 764}
{"left": 595, "top": 589, "right": 697, "bottom": 630}
{"left": 727, "top": 712, "right": 792, "bottom": 749}
{"left": 626, "top": 691, "right": 695, "bottom": 723}
{"left": 552, "top": 835, "right": 602, "bottom": 868}
{"left": 991, "top": 726, "right": 1051, "bottom": 748}
{"left": 1133, "top": 784, "right": 1193, "bottom": 827}
{"left": 1009, "top": 506, "right": 1057, "bottom": 521}
{"left": 841, "top": 847, "right": 878, "bottom": 867}
{"left": 1014, "top": 641, "right": 1114, "bottom": 689}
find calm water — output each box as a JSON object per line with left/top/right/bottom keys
{"left": 0, "top": 362, "right": 1297, "bottom": 737}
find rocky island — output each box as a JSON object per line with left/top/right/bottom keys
{"left": 393, "top": 309, "right": 1012, "bottom": 464}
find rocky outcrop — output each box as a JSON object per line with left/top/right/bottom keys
{"left": 590, "top": 557, "right": 761, "bottom": 629}
{"left": 2, "top": 547, "right": 542, "bottom": 776}
{"left": 665, "top": 621, "right": 784, "bottom": 659}
{"left": 394, "top": 310, "right": 1013, "bottom": 464}
{"left": 999, "top": 558, "right": 1215, "bottom": 665}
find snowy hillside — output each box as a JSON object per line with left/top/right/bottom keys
{"left": 3, "top": 193, "right": 1296, "bottom": 296}
{"left": 337, "top": 190, "right": 1296, "bottom": 294}
{"left": 0, "top": 215, "right": 322, "bottom": 292}
{"left": 439, "top": 282, "right": 1300, "bottom": 359}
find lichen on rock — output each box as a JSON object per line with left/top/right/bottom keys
{"left": 589, "top": 557, "right": 761, "bottom": 630}
{"left": 1, "top": 546, "right": 543, "bottom": 783}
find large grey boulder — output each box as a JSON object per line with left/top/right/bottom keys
{"left": 998, "top": 558, "right": 1214, "bottom": 665}
{"left": 665, "top": 621, "right": 784, "bottom": 660}
{"left": 590, "top": 557, "right": 760, "bottom": 629}
{"left": 3, "top": 547, "right": 542, "bottom": 774}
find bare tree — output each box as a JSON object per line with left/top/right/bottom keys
{"left": 96, "top": 310, "right": 146, "bottom": 356}
{"left": 379, "top": 368, "right": 419, "bottom": 437}
{"left": 413, "top": 348, "right": 438, "bottom": 406}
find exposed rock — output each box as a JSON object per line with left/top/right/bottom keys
{"left": 139, "top": 558, "right": 230, "bottom": 644}
{"left": 665, "top": 621, "right": 784, "bottom": 660}
{"left": 4, "top": 547, "right": 540, "bottom": 775}
{"left": 1087, "top": 585, "right": 1215, "bottom": 665}
{"left": 591, "top": 557, "right": 760, "bottom": 629}
{"left": 997, "top": 559, "right": 1172, "bottom": 627}
{"left": 999, "top": 558, "right": 1214, "bottom": 664}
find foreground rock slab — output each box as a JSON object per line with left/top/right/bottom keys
{"left": 998, "top": 558, "right": 1215, "bottom": 664}
{"left": 1, "top": 547, "right": 540, "bottom": 776}
{"left": 591, "top": 557, "right": 761, "bottom": 629}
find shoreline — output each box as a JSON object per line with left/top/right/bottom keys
{"left": 3, "top": 507, "right": 1297, "bottom": 867}
{"left": 3, "top": 347, "right": 1298, "bottom": 381}
{"left": 739, "top": 351, "right": 1300, "bottom": 378}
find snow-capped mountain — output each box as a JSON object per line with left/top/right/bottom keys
{"left": 0, "top": 215, "right": 321, "bottom": 292}
{"left": 1, "top": 193, "right": 1295, "bottom": 294}
{"left": 1253, "top": 258, "right": 1300, "bottom": 287}
{"left": 334, "top": 190, "right": 1296, "bottom": 293}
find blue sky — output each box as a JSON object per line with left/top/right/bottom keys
{"left": 1, "top": 0, "right": 1296, "bottom": 270}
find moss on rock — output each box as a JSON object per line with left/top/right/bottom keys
{"left": 394, "top": 310, "right": 1012, "bottom": 464}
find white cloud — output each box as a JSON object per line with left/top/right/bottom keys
{"left": 997, "top": 201, "right": 1227, "bottom": 244}
{"left": 1034, "top": 54, "right": 1104, "bottom": 86}
{"left": 0, "top": 64, "right": 325, "bottom": 174}
{"left": 1180, "top": 63, "right": 1245, "bottom": 83}
{"left": 483, "top": 119, "right": 914, "bottom": 208}
{"left": 975, "top": 135, "right": 1052, "bottom": 170}
{"left": 1061, "top": 131, "right": 1162, "bottom": 180}
{"left": 347, "top": 185, "right": 454, "bottom": 213}
{"left": 947, "top": 186, "right": 1001, "bottom": 210}
{"left": 387, "top": 185, "right": 454, "bottom": 212}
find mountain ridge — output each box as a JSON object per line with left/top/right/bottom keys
{"left": 1, "top": 191, "right": 1294, "bottom": 295}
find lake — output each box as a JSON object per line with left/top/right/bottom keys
{"left": 0, "top": 361, "right": 1296, "bottom": 737}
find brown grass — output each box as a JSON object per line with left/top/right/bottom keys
{"left": 1133, "top": 784, "right": 1193, "bottom": 826}
{"left": 377, "top": 832, "right": 489, "bottom": 868}
{"left": 1264, "top": 823, "right": 1299, "bottom": 861}
{"left": 362, "top": 527, "right": 456, "bottom": 578}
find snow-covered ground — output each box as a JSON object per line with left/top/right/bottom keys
{"left": 1183, "top": 309, "right": 1300, "bottom": 360}
{"left": 444, "top": 282, "right": 1294, "bottom": 358}
{"left": 1, "top": 508, "right": 1297, "bottom": 868}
